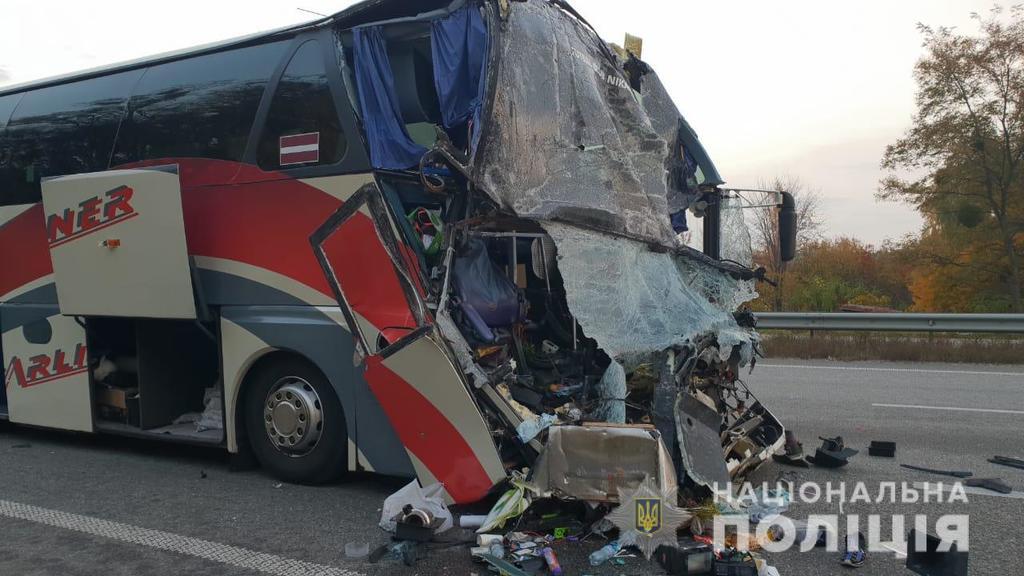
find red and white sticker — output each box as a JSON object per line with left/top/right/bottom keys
{"left": 279, "top": 132, "right": 320, "bottom": 166}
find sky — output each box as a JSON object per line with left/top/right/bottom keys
{"left": 0, "top": 0, "right": 998, "bottom": 245}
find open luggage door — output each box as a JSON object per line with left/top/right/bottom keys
{"left": 310, "top": 183, "right": 505, "bottom": 503}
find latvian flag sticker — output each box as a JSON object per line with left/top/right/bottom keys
{"left": 279, "top": 132, "right": 320, "bottom": 166}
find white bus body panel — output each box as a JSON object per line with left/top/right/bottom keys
{"left": 41, "top": 166, "right": 197, "bottom": 319}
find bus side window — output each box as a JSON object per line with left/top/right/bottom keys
{"left": 0, "top": 93, "right": 21, "bottom": 205}
{"left": 111, "top": 41, "right": 288, "bottom": 167}
{"left": 0, "top": 72, "right": 138, "bottom": 206}
{"left": 257, "top": 40, "right": 347, "bottom": 171}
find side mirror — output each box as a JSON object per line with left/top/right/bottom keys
{"left": 779, "top": 191, "right": 797, "bottom": 262}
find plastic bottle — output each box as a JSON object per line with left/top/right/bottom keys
{"left": 542, "top": 547, "right": 563, "bottom": 575}
{"left": 588, "top": 540, "right": 621, "bottom": 566}
{"left": 489, "top": 541, "right": 505, "bottom": 559}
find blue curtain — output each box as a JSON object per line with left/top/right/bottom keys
{"left": 431, "top": 4, "right": 488, "bottom": 146}
{"left": 352, "top": 26, "right": 428, "bottom": 170}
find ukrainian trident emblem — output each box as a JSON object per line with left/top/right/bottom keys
{"left": 606, "top": 475, "right": 690, "bottom": 559}
{"left": 635, "top": 498, "right": 662, "bottom": 533}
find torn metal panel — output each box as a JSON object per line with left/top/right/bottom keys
{"left": 542, "top": 222, "right": 757, "bottom": 367}
{"left": 473, "top": 0, "right": 675, "bottom": 245}
{"left": 532, "top": 424, "right": 677, "bottom": 502}
{"left": 675, "top": 393, "right": 729, "bottom": 490}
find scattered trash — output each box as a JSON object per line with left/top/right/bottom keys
{"left": 458, "top": 514, "right": 487, "bottom": 529}
{"left": 867, "top": 440, "right": 896, "bottom": 458}
{"left": 477, "top": 472, "right": 532, "bottom": 533}
{"left": 807, "top": 436, "right": 858, "bottom": 468}
{"left": 390, "top": 540, "right": 420, "bottom": 567}
{"left": 516, "top": 413, "right": 558, "bottom": 443}
{"left": 379, "top": 479, "right": 453, "bottom": 534}
{"left": 588, "top": 540, "right": 622, "bottom": 566}
{"left": 344, "top": 542, "right": 369, "bottom": 559}
{"left": 653, "top": 538, "right": 714, "bottom": 575}
{"left": 900, "top": 464, "right": 973, "bottom": 479}
{"left": 905, "top": 529, "right": 968, "bottom": 576}
{"left": 395, "top": 503, "right": 443, "bottom": 542}
{"left": 964, "top": 477, "right": 1013, "bottom": 494}
{"left": 541, "top": 547, "right": 563, "bottom": 575}
{"left": 767, "top": 518, "right": 835, "bottom": 547}
{"left": 772, "top": 430, "right": 810, "bottom": 468}
{"left": 273, "top": 482, "right": 283, "bottom": 489}
{"left": 199, "top": 470, "right": 207, "bottom": 479}
{"left": 735, "top": 486, "right": 791, "bottom": 523}
{"left": 712, "top": 558, "right": 759, "bottom": 575}
{"left": 989, "top": 455, "right": 1024, "bottom": 471}
{"left": 480, "top": 553, "right": 531, "bottom": 576}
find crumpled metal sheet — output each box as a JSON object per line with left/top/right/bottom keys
{"left": 473, "top": 0, "right": 675, "bottom": 245}
{"left": 543, "top": 222, "right": 757, "bottom": 367}
{"left": 675, "top": 393, "right": 730, "bottom": 490}
{"left": 531, "top": 424, "right": 677, "bottom": 502}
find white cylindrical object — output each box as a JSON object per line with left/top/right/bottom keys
{"left": 477, "top": 534, "right": 503, "bottom": 546}
{"left": 459, "top": 515, "right": 487, "bottom": 528}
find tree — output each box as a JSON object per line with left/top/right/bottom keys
{"left": 750, "top": 176, "right": 823, "bottom": 311}
{"left": 881, "top": 6, "right": 1024, "bottom": 311}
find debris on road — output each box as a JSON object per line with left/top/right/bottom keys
{"left": 772, "top": 430, "right": 810, "bottom": 468}
{"left": 989, "top": 455, "right": 1024, "bottom": 471}
{"left": 899, "top": 464, "right": 973, "bottom": 479}
{"left": 807, "top": 436, "right": 858, "bottom": 468}
{"left": 905, "top": 529, "right": 968, "bottom": 576}
{"left": 867, "top": 440, "right": 896, "bottom": 457}
{"left": 964, "top": 477, "right": 1013, "bottom": 494}
{"left": 380, "top": 480, "right": 453, "bottom": 534}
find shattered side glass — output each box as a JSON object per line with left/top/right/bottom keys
{"left": 543, "top": 223, "right": 757, "bottom": 367}
{"left": 473, "top": 0, "right": 675, "bottom": 245}
{"left": 719, "top": 194, "right": 754, "bottom": 267}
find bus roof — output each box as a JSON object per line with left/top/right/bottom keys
{"left": 0, "top": 0, "right": 455, "bottom": 98}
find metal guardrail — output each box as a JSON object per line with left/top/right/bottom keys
{"left": 756, "top": 312, "right": 1024, "bottom": 333}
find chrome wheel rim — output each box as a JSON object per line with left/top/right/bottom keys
{"left": 263, "top": 377, "right": 323, "bottom": 456}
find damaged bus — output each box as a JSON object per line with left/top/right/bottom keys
{"left": 0, "top": 0, "right": 797, "bottom": 503}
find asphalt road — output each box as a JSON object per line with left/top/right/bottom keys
{"left": 0, "top": 358, "right": 1022, "bottom": 576}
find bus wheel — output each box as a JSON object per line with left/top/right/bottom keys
{"left": 243, "top": 357, "right": 347, "bottom": 484}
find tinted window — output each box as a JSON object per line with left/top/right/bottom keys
{"left": 0, "top": 71, "right": 141, "bottom": 206}
{"left": 112, "top": 41, "right": 287, "bottom": 165}
{"left": 0, "top": 93, "right": 19, "bottom": 132}
{"left": 257, "top": 40, "right": 347, "bottom": 170}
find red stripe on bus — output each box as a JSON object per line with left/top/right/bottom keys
{"left": 0, "top": 204, "right": 53, "bottom": 298}
{"left": 364, "top": 356, "right": 493, "bottom": 503}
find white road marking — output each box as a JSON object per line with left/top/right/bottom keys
{"left": 759, "top": 363, "right": 1024, "bottom": 378}
{"left": 0, "top": 500, "right": 362, "bottom": 576}
{"left": 872, "top": 403, "right": 1024, "bottom": 415}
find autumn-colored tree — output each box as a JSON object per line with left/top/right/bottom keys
{"left": 881, "top": 6, "right": 1024, "bottom": 310}
{"left": 749, "top": 176, "right": 823, "bottom": 311}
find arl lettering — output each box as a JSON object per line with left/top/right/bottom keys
{"left": 4, "top": 344, "right": 88, "bottom": 389}
{"left": 47, "top": 185, "right": 135, "bottom": 246}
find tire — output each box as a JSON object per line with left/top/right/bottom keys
{"left": 243, "top": 357, "right": 347, "bottom": 484}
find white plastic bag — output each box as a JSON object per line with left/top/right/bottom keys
{"left": 379, "top": 480, "right": 453, "bottom": 534}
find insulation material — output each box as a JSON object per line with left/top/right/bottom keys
{"left": 531, "top": 424, "right": 677, "bottom": 502}
{"left": 543, "top": 222, "right": 757, "bottom": 367}
{"left": 473, "top": 0, "right": 675, "bottom": 245}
